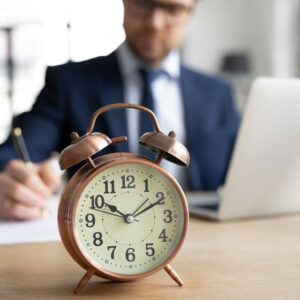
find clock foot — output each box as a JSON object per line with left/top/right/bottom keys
{"left": 164, "top": 264, "right": 183, "bottom": 286}
{"left": 74, "top": 267, "right": 95, "bottom": 294}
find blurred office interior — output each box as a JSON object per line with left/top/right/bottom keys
{"left": 0, "top": 0, "right": 299, "bottom": 142}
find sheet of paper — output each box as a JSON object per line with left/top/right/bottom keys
{"left": 0, "top": 197, "right": 61, "bottom": 245}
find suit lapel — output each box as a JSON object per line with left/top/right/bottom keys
{"left": 180, "top": 66, "right": 204, "bottom": 190}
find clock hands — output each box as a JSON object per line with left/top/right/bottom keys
{"left": 133, "top": 196, "right": 166, "bottom": 218}
{"left": 90, "top": 207, "right": 129, "bottom": 219}
{"left": 90, "top": 194, "right": 163, "bottom": 223}
{"left": 104, "top": 202, "right": 140, "bottom": 223}
{"left": 91, "top": 202, "right": 140, "bottom": 223}
{"left": 131, "top": 198, "right": 149, "bottom": 216}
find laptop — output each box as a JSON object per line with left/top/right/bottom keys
{"left": 188, "top": 77, "right": 300, "bottom": 221}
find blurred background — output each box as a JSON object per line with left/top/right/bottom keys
{"left": 0, "top": 0, "right": 299, "bottom": 142}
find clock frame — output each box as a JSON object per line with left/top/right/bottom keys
{"left": 58, "top": 103, "right": 190, "bottom": 294}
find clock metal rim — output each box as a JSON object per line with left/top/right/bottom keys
{"left": 59, "top": 154, "right": 189, "bottom": 282}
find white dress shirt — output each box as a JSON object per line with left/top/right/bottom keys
{"left": 116, "top": 43, "right": 187, "bottom": 188}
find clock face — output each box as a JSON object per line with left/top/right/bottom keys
{"left": 74, "top": 160, "right": 187, "bottom": 277}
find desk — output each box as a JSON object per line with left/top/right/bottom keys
{"left": 1, "top": 216, "right": 300, "bottom": 299}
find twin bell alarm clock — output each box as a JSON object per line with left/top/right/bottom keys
{"left": 57, "top": 103, "right": 190, "bottom": 294}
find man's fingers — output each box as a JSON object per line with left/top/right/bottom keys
{"left": 38, "top": 159, "right": 62, "bottom": 192}
{"left": 0, "top": 197, "right": 48, "bottom": 221}
{"left": 0, "top": 160, "right": 54, "bottom": 221}
{"left": 0, "top": 174, "right": 47, "bottom": 208}
{"left": 5, "top": 160, "right": 52, "bottom": 198}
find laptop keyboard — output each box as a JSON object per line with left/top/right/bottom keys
{"left": 195, "top": 203, "right": 220, "bottom": 211}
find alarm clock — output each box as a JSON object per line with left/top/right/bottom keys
{"left": 58, "top": 103, "right": 190, "bottom": 294}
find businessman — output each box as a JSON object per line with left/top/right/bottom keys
{"left": 0, "top": 0, "right": 239, "bottom": 220}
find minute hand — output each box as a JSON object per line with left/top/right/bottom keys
{"left": 134, "top": 197, "right": 166, "bottom": 218}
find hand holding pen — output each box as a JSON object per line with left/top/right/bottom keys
{"left": 0, "top": 127, "right": 61, "bottom": 221}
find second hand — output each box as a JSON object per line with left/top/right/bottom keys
{"left": 132, "top": 198, "right": 149, "bottom": 216}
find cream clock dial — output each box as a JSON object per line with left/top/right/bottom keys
{"left": 74, "top": 160, "right": 185, "bottom": 276}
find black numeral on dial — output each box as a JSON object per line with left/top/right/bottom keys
{"left": 163, "top": 209, "right": 173, "bottom": 223}
{"left": 159, "top": 229, "right": 168, "bottom": 242}
{"left": 125, "top": 248, "right": 136, "bottom": 262}
{"left": 156, "top": 192, "right": 166, "bottom": 205}
{"left": 107, "top": 246, "right": 117, "bottom": 259}
{"left": 145, "top": 243, "right": 155, "bottom": 256}
{"left": 144, "top": 179, "right": 149, "bottom": 192}
{"left": 121, "top": 175, "right": 136, "bottom": 189}
{"left": 103, "top": 180, "right": 116, "bottom": 194}
{"left": 90, "top": 195, "right": 104, "bottom": 209}
{"left": 93, "top": 232, "right": 103, "bottom": 246}
{"left": 85, "top": 213, "right": 95, "bottom": 227}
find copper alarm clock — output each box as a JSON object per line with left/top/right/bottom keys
{"left": 58, "top": 103, "right": 190, "bottom": 294}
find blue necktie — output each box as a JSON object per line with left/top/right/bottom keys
{"left": 138, "top": 68, "right": 164, "bottom": 135}
{"left": 138, "top": 68, "right": 164, "bottom": 158}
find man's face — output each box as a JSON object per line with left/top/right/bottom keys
{"left": 123, "top": 0, "right": 196, "bottom": 66}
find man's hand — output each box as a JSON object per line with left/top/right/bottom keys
{"left": 0, "top": 158, "right": 62, "bottom": 221}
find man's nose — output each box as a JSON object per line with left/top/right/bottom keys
{"left": 146, "top": 8, "right": 167, "bottom": 29}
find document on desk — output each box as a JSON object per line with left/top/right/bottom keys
{"left": 0, "top": 197, "right": 60, "bottom": 245}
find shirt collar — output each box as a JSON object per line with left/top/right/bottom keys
{"left": 117, "top": 42, "right": 180, "bottom": 80}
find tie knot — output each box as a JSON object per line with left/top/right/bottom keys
{"left": 139, "top": 68, "right": 165, "bottom": 84}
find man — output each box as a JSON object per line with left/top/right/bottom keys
{"left": 0, "top": 0, "right": 239, "bottom": 220}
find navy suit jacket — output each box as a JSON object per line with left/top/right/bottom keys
{"left": 0, "top": 51, "right": 239, "bottom": 191}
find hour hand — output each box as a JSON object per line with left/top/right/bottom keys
{"left": 90, "top": 207, "right": 125, "bottom": 219}
{"left": 104, "top": 202, "right": 140, "bottom": 223}
{"left": 105, "top": 203, "right": 125, "bottom": 217}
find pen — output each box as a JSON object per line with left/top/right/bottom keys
{"left": 12, "top": 127, "right": 49, "bottom": 218}
{"left": 12, "top": 127, "right": 32, "bottom": 164}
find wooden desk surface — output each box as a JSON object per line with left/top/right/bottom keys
{"left": 1, "top": 216, "right": 300, "bottom": 300}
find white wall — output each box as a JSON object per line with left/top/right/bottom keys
{"left": 183, "top": 0, "right": 299, "bottom": 77}
{"left": 272, "top": 0, "right": 300, "bottom": 77}
{"left": 0, "top": 0, "right": 125, "bottom": 142}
